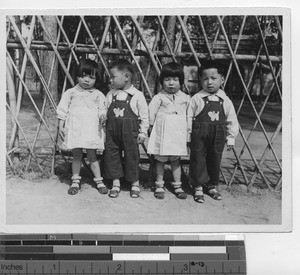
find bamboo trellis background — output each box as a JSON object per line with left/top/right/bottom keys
{"left": 6, "top": 15, "right": 282, "bottom": 191}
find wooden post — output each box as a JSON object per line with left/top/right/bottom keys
{"left": 41, "top": 16, "right": 59, "bottom": 134}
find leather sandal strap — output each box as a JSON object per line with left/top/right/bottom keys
{"left": 174, "top": 187, "right": 184, "bottom": 193}
{"left": 97, "top": 182, "right": 106, "bottom": 188}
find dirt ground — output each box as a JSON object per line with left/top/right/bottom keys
{"left": 5, "top": 95, "right": 282, "bottom": 226}
{"left": 6, "top": 163, "right": 282, "bottom": 225}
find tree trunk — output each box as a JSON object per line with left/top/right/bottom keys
{"left": 41, "top": 16, "right": 58, "bottom": 132}
{"left": 163, "top": 16, "right": 176, "bottom": 64}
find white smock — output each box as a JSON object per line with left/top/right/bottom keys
{"left": 57, "top": 84, "right": 106, "bottom": 150}
{"left": 147, "top": 90, "right": 189, "bottom": 156}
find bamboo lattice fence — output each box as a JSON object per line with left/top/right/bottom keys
{"left": 6, "top": 15, "right": 282, "bottom": 191}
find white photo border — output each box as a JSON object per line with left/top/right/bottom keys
{"left": 0, "top": 7, "right": 291, "bottom": 234}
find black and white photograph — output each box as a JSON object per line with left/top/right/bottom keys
{"left": 1, "top": 1, "right": 300, "bottom": 274}
{"left": 2, "top": 8, "right": 291, "bottom": 233}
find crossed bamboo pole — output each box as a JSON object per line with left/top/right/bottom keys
{"left": 112, "top": 15, "right": 153, "bottom": 98}
{"left": 217, "top": 15, "right": 281, "bottom": 190}
{"left": 225, "top": 17, "right": 282, "bottom": 188}
{"left": 7, "top": 40, "right": 282, "bottom": 63}
{"left": 8, "top": 17, "right": 36, "bottom": 151}
{"left": 6, "top": 15, "right": 282, "bottom": 190}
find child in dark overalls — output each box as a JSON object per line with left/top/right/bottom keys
{"left": 103, "top": 59, "right": 149, "bottom": 198}
{"left": 187, "top": 60, "right": 239, "bottom": 203}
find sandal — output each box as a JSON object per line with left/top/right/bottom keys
{"left": 206, "top": 188, "right": 222, "bottom": 200}
{"left": 97, "top": 186, "right": 108, "bottom": 194}
{"left": 174, "top": 188, "right": 187, "bottom": 200}
{"left": 94, "top": 177, "right": 108, "bottom": 195}
{"left": 68, "top": 175, "right": 81, "bottom": 195}
{"left": 194, "top": 194, "right": 205, "bottom": 203}
{"left": 154, "top": 188, "right": 165, "bottom": 199}
{"left": 194, "top": 189, "right": 205, "bottom": 203}
{"left": 130, "top": 186, "right": 140, "bottom": 198}
{"left": 68, "top": 185, "right": 80, "bottom": 195}
{"left": 109, "top": 186, "right": 120, "bottom": 198}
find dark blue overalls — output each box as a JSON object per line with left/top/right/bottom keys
{"left": 189, "top": 96, "right": 227, "bottom": 190}
{"left": 103, "top": 93, "right": 140, "bottom": 182}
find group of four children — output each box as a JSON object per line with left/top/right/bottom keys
{"left": 57, "top": 58, "right": 239, "bottom": 203}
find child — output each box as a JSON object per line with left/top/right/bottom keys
{"left": 147, "top": 62, "right": 190, "bottom": 200}
{"left": 57, "top": 58, "right": 107, "bottom": 195}
{"left": 187, "top": 60, "right": 239, "bottom": 203}
{"left": 103, "top": 59, "right": 149, "bottom": 198}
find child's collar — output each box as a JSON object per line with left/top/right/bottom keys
{"left": 75, "top": 83, "right": 95, "bottom": 92}
{"left": 200, "top": 89, "right": 227, "bottom": 100}
{"left": 115, "top": 85, "right": 135, "bottom": 95}
{"left": 161, "top": 89, "right": 181, "bottom": 96}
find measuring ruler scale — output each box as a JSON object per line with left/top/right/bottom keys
{"left": 0, "top": 234, "right": 246, "bottom": 274}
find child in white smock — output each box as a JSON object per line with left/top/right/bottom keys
{"left": 148, "top": 62, "right": 190, "bottom": 199}
{"left": 57, "top": 58, "right": 107, "bottom": 195}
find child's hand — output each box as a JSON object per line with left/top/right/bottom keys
{"left": 99, "top": 115, "right": 106, "bottom": 127}
{"left": 227, "top": 145, "right": 234, "bottom": 151}
{"left": 137, "top": 134, "right": 146, "bottom": 144}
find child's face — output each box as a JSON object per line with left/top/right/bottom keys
{"left": 77, "top": 72, "right": 96, "bottom": 90}
{"left": 200, "top": 68, "right": 224, "bottom": 94}
{"left": 162, "top": 76, "right": 181, "bottom": 94}
{"left": 109, "top": 67, "right": 129, "bottom": 90}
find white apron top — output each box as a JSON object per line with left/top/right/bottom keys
{"left": 147, "top": 113, "right": 188, "bottom": 156}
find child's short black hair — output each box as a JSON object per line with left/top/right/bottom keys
{"left": 199, "top": 60, "right": 225, "bottom": 76}
{"left": 108, "top": 59, "right": 134, "bottom": 76}
{"left": 159, "top": 62, "right": 184, "bottom": 86}
{"left": 76, "top": 58, "right": 101, "bottom": 83}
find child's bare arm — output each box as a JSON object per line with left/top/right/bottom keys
{"left": 136, "top": 92, "right": 149, "bottom": 142}
{"left": 57, "top": 89, "right": 71, "bottom": 141}
{"left": 98, "top": 92, "right": 107, "bottom": 126}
